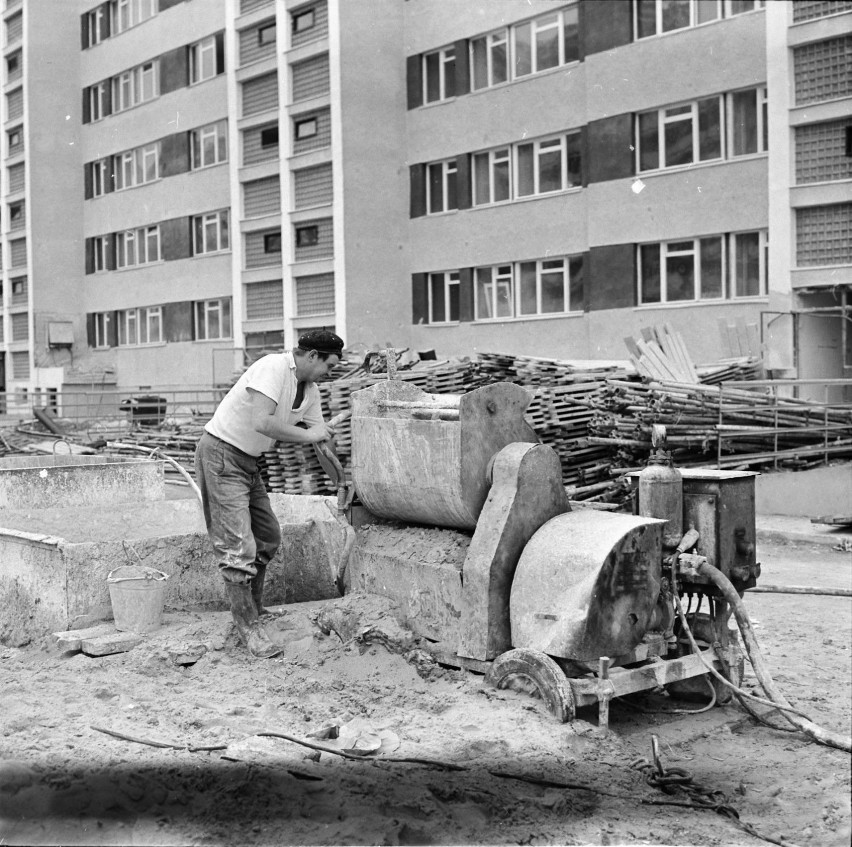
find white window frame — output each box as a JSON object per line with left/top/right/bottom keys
{"left": 88, "top": 82, "right": 108, "bottom": 122}
{"left": 423, "top": 46, "right": 455, "bottom": 104}
{"left": 292, "top": 8, "right": 315, "bottom": 34}
{"left": 475, "top": 264, "right": 514, "bottom": 321}
{"left": 139, "top": 305, "right": 162, "bottom": 345}
{"left": 116, "top": 225, "right": 160, "bottom": 268}
{"left": 93, "top": 236, "right": 109, "bottom": 272}
{"left": 193, "top": 210, "right": 230, "bottom": 255}
{"left": 92, "top": 159, "right": 109, "bottom": 196}
{"left": 195, "top": 298, "right": 232, "bottom": 341}
{"left": 110, "top": 0, "right": 156, "bottom": 35}
{"left": 516, "top": 135, "right": 572, "bottom": 197}
{"left": 87, "top": 6, "right": 108, "bottom": 45}
{"left": 191, "top": 121, "right": 228, "bottom": 169}
{"left": 428, "top": 271, "right": 460, "bottom": 324}
{"left": 511, "top": 7, "right": 579, "bottom": 81}
{"left": 426, "top": 159, "right": 457, "bottom": 215}
{"left": 517, "top": 258, "right": 574, "bottom": 316}
{"left": 470, "top": 28, "right": 509, "bottom": 91}
{"left": 638, "top": 235, "right": 731, "bottom": 304}
{"left": 730, "top": 230, "right": 768, "bottom": 298}
{"left": 728, "top": 86, "right": 768, "bottom": 158}
{"left": 112, "top": 61, "right": 158, "bottom": 113}
{"left": 637, "top": 95, "right": 723, "bottom": 172}
{"left": 117, "top": 308, "right": 138, "bottom": 346}
{"left": 294, "top": 117, "right": 317, "bottom": 140}
{"left": 190, "top": 36, "right": 217, "bottom": 85}
{"left": 94, "top": 312, "right": 111, "bottom": 348}
{"left": 473, "top": 147, "right": 511, "bottom": 206}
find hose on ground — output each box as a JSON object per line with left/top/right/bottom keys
{"left": 676, "top": 563, "right": 851, "bottom": 753}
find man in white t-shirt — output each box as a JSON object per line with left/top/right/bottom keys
{"left": 195, "top": 330, "right": 344, "bottom": 658}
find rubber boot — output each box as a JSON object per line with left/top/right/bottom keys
{"left": 223, "top": 581, "right": 281, "bottom": 659}
{"left": 251, "top": 563, "right": 271, "bottom": 616}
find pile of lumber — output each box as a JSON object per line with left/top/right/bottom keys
{"left": 624, "top": 324, "right": 699, "bottom": 384}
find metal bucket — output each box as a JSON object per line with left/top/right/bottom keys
{"left": 107, "top": 564, "right": 169, "bottom": 633}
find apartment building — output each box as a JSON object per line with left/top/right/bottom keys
{"left": 0, "top": 0, "right": 849, "bottom": 408}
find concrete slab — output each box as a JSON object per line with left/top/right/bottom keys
{"left": 81, "top": 631, "right": 143, "bottom": 656}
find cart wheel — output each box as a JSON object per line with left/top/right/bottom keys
{"left": 486, "top": 649, "right": 576, "bottom": 723}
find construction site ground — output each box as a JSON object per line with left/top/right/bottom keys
{"left": 1, "top": 517, "right": 850, "bottom": 847}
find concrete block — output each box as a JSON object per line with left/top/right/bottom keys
{"left": 81, "top": 632, "right": 143, "bottom": 656}
{"left": 54, "top": 623, "right": 117, "bottom": 652}
{"left": 0, "top": 455, "right": 164, "bottom": 509}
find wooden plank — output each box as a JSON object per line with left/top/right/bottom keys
{"left": 636, "top": 338, "right": 680, "bottom": 382}
{"left": 659, "top": 324, "right": 689, "bottom": 382}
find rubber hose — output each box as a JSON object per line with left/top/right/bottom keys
{"left": 696, "top": 561, "right": 852, "bottom": 754}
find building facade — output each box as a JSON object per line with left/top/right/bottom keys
{"left": 0, "top": 0, "right": 849, "bottom": 409}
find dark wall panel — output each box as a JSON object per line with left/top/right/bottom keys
{"left": 412, "top": 273, "right": 428, "bottom": 324}
{"left": 588, "top": 244, "right": 636, "bottom": 311}
{"left": 582, "top": 0, "right": 633, "bottom": 57}
{"left": 160, "top": 46, "right": 189, "bottom": 94}
{"left": 587, "top": 114, "right": 634, "bottom": 183}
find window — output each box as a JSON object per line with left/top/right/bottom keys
{"left": 427, "top": 160, "right": 458, "bottom": 214}
{"left": 514, "top": 8, "right": 579, "bottom": 77}
{"left": 471, "top": 29, "right": 508, "bottom": 91}
{"left": 518, "top": 257, "right": 583, "bottom": 316}
{"left": 195, "top": 298, "right": 232, "bottom": 341}
{"left": 111, "top": 0, "right": 157, "bottom": 35}
{"left": 424, "top": 46, "right": 455, "bottom": 104}
{"left": 731, "top": 231, "right": 767, "bottom": 296}
{"left": 516, "top": 134, "right": 581, "bottom": 196}
{"left": 473, "top": 148, "right": 511, "bottom": 205}
{"left": 86, "top": 6, "right": 108, "bottom": 45}
{"left": 93, "top": 236, "right": 109, "bottom": 272}
{"left": 191, "top": 121, "right": 228, "bottom": 169}
{"left": 428, "top": 271, "right": 460, "bottom": 323}
{"left": 116, "top": 225, "right": 160, "bottom": 268}
{"left": 7, "top": 127, "right": 22, "bottom": 155}
{"left": 88, "top": 81, "right": 108, "bottom": 122}
{"left": 730, "top": 87, "right": 768, "bottom": 156}
{"left": 112, "top": 61, "right": 158, "bottom": 112}
{"left": 258, "top": 22, "right": 276, "bottom": 45}
{"left": 113, "top": 143, "right": 159, "bottom": 190}
{"left": 117, "top": 306, "right": 162, "bottom": 346}
{"left": 92, "top": 159, "right": 110, "bottom": 196}
{"left": 638, "top": 232, "right": 764, "bottom": 304}
{"left": 265, "top": 232, "right": 282, "bottom": 254}
{"left": 193, "top": 210, "right": 230, "bottom": 255}
{"left": 9, "top": 201, "right": 24, "bottom": 229}
{"left": 638, "top": 97, "right": 722, "bottom": 171}
{"left": 475, "top": 264, "right": 514, "bottom": 320}
{"left": 11, "top": 277, "right": 25, "bottom": 298}
{"left": 93, "top": 312, "right": 111, "bottom": 348}
{"left": 190, "top": 36, "right": 217, "bottom": 84}
{"left": 6, "top": 51, "right": 21, "bottom": 81}
{"left": 294, "top": 118, "right": 316, "bottom": 140}
{"left": 295, "top": 225, "right": 318, "bottom": 248}
{"left": 635, "top": 0, "right": 764, "bottom": 38}
{"left": 261, "top": 126, "right": 279, "bottom": 147}
{"left": 292, "top": 8, "right": 315, "bottom": 33}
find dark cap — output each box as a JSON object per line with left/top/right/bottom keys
{"left": 298, "top": 329, "right": 345, "bottom": 356}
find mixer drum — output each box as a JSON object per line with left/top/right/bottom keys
{"left": 510, "top": 511, "right": 665, "bottom": 662}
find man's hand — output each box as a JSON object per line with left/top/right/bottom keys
{"left": 304, "top": 422, "right": 335, "bottom": 443}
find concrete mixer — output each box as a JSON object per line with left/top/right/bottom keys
{"left": 343, "top": 379, "right": 760, "bottom": 725}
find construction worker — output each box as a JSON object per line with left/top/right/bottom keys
{"left": 195, "top": 329, "right": 345, "bottom": 658}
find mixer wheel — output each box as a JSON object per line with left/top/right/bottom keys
{"left": 486, "top": 649, "right": 576, "bottom": 723}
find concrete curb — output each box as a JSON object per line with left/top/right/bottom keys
{"left": 757, "top": 527, "right": 852, "bottom": 550}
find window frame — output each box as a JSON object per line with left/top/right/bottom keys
{"left": 635, "top": 0, "right": 764, "bottom": 40}
{"left": 93, "top": 312, "right": 112, "bottom": 348}
{"left": 116, "top": 224, "right": 160, "bottom": 269}
{"left": 190, "top": 35, "right": 217, "bottom": 85}
{"left": 470, "top": 28, "right": 509, "bottom": 91}
{"left": 88, "top": 81, "right": 108, "bottom": 122}
{"left": 730, "top": 230, "right": 768, "bottom": 298}
{"left": 515, "top": 134, "right": 580, "bottom": 197}
{"left": 427, "top": 270, "right": 460, "bottom": 324}
{"left": 258, "top": 22, "right": 276, "bottom": 46}
{"left": 426, "top": 159, "right": 458, "bottom": 215}
{"left": 423, "top": 45, "right": 456, "bottom": 104}
{"left": 112, "top": 61, "right": 158, "bottom": 113}
{"left": 93, "top": 235, "right": 109, "bottom": 272}
{"left": 110, "top": 0, "right": 157, "bottom": 35}
{"left": 264, "top": 232, "right": 282, "bottom": 254}
{"left": 637, "top": 95, "right": 724, "bottom": 172}
{"left": 192, "top": 210, "right": 230, "bottom": 255}
{"left": 87, "top": 6, "right": 108, "bottom": 46}
{"left": 475, "top": 263, "right": 515, "bottom": 321}
{"left": 295, "top": 224, "right": 319, "bottom": 248}
{"left": 294, "top": 117, "right": 317, "bottom": 140}
{"left": 728, "top": 86, "right": 769, "bottom": 158}
{"left": 473, "top": 147, "right": 511, "bottom": 206}
{"left": 191, "top": 120, "right": 228, "bottom": 169}
{"left": 194, "top": 297, "right": 232, "bottom": 341}
{"left": 292, "top": 8, "right": 315, "bottom": 34}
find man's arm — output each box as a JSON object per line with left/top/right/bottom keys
{"left": 248, "top": 388, "right": 334, "bottom": 444}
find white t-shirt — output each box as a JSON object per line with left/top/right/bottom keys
{"left": 205, "top": 352, "right": 323, "bottom": 456}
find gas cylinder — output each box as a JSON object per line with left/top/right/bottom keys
{"left": 638, "top": 424, "right": 683, "bottom": 551}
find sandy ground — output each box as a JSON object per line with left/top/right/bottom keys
{"left": 1, "top": 537, "right": 849, "bottom": 847}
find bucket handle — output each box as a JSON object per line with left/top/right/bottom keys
{"left": 107, "top": 566, "right": 169, "bottom": 583}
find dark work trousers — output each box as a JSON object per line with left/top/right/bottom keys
{"left": 194, "top": 431, "right": 282, "bottom": 585}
